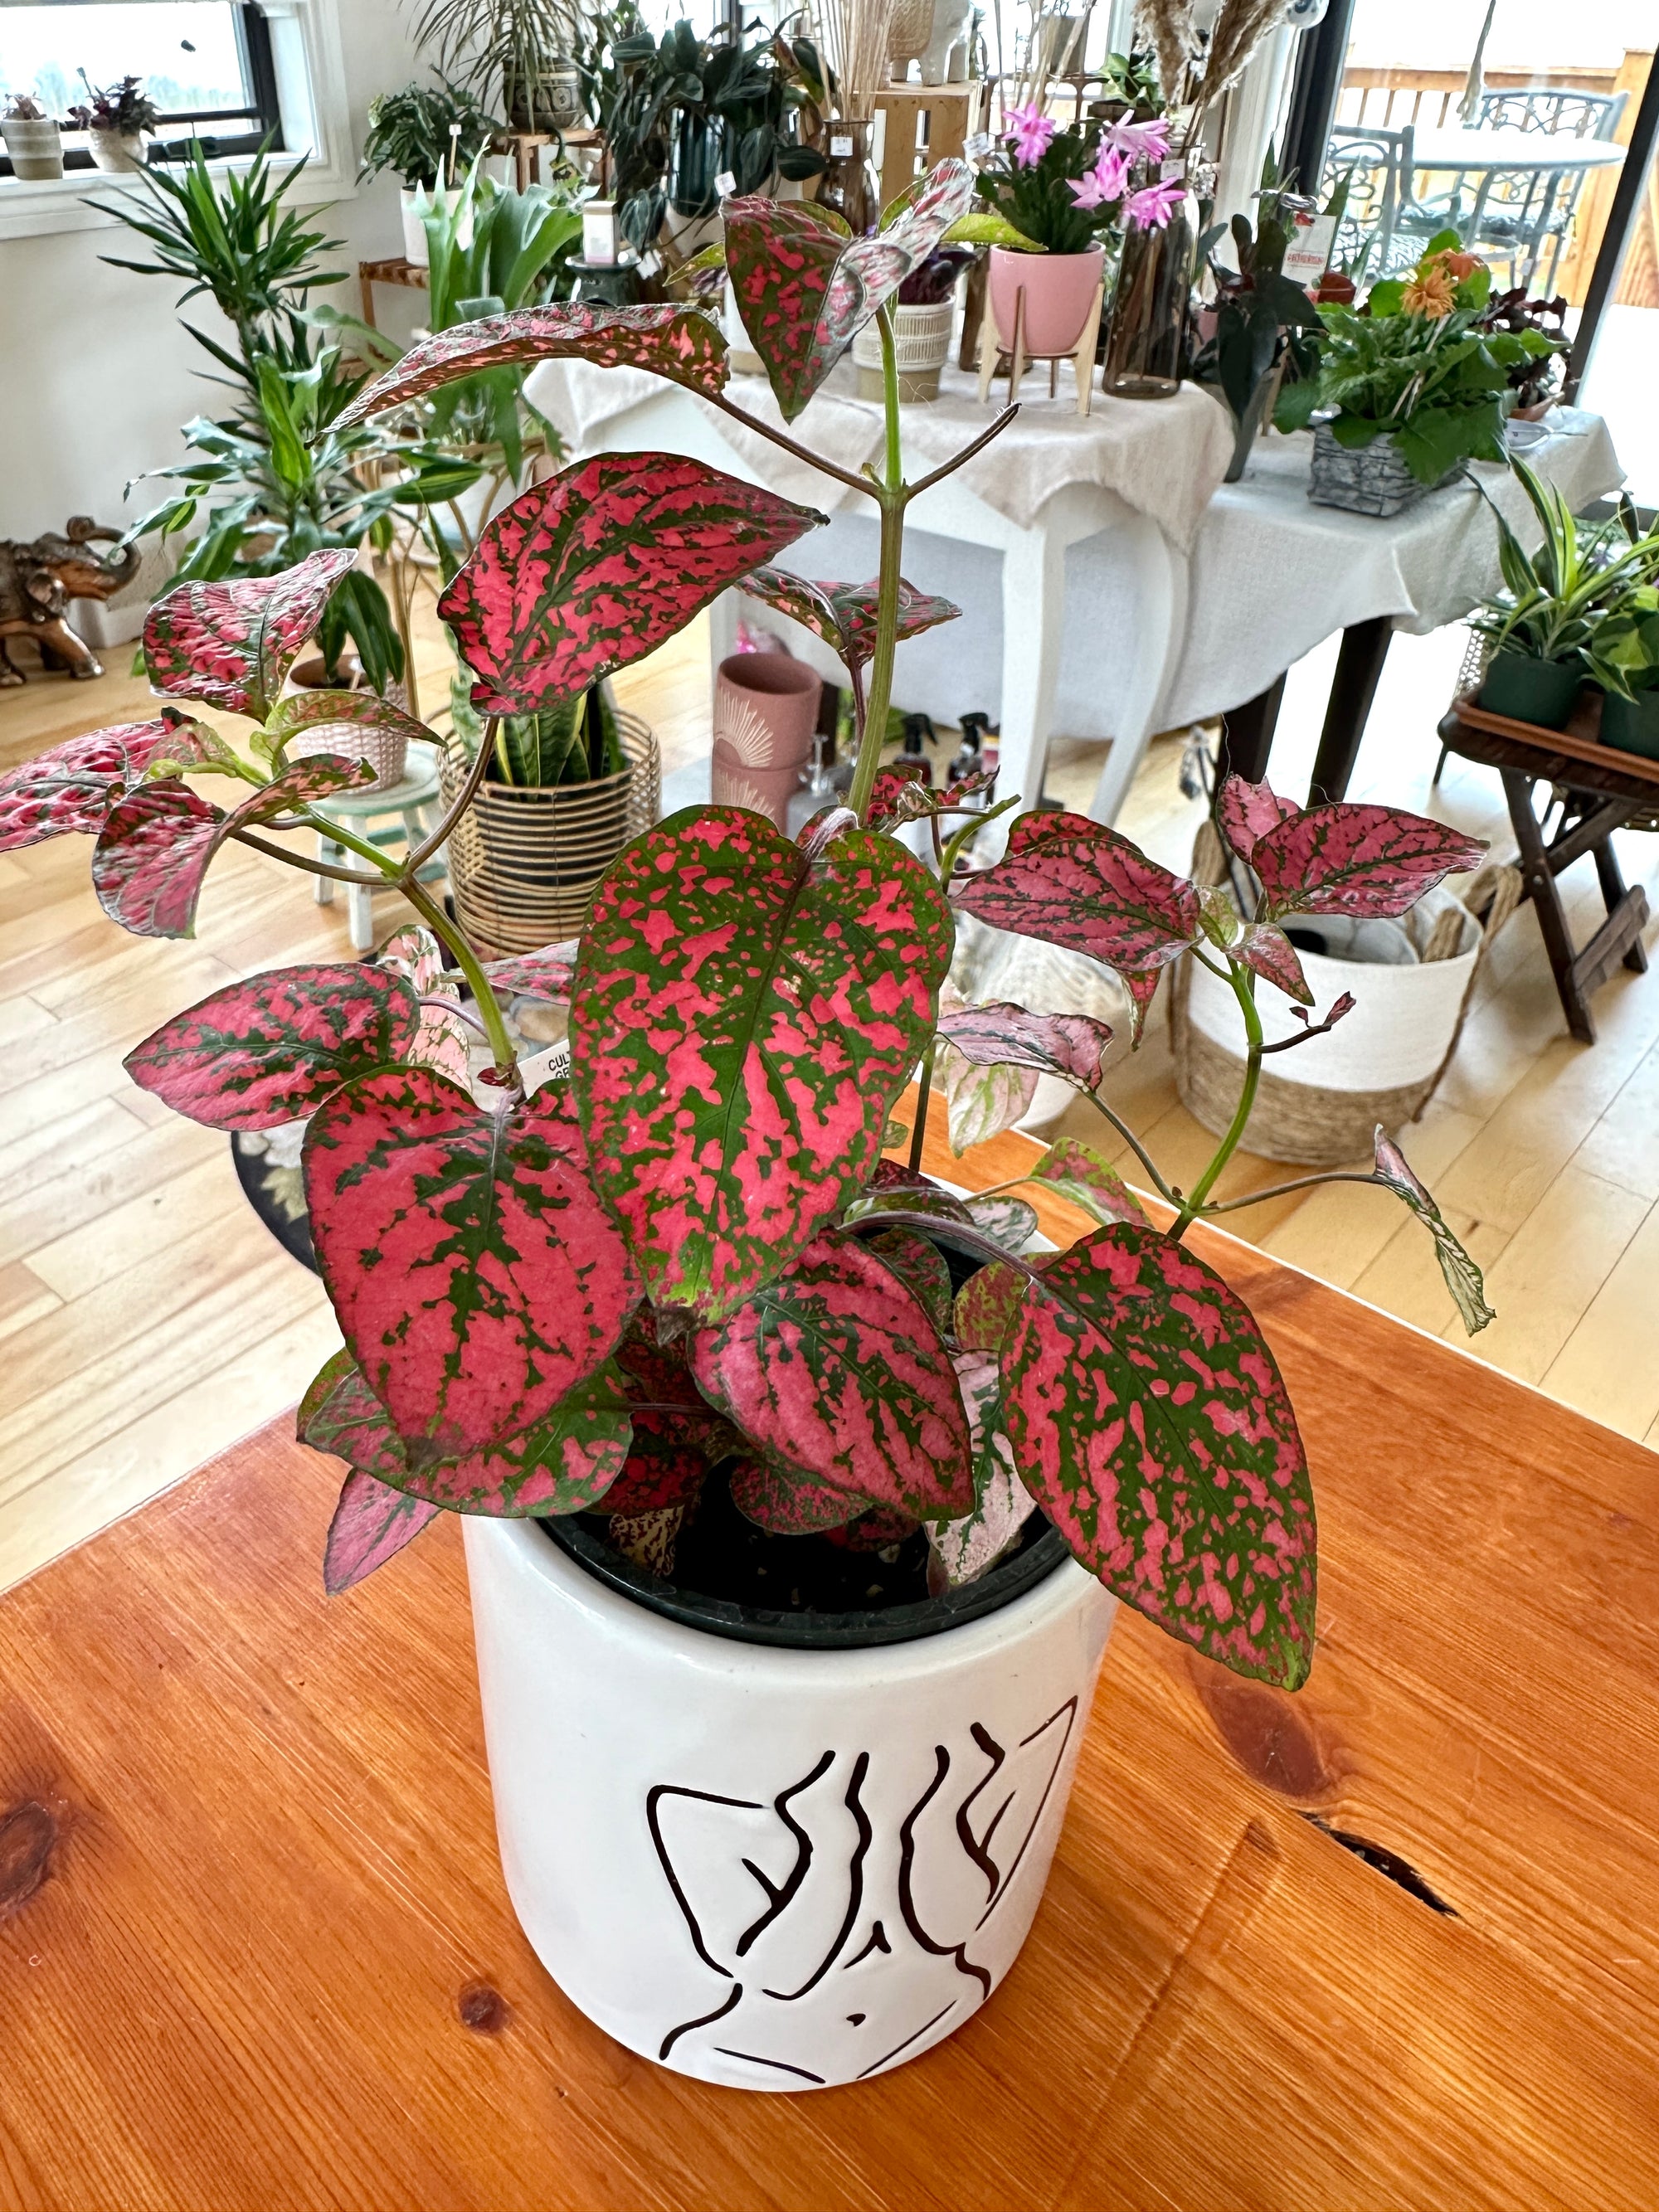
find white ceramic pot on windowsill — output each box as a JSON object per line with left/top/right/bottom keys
{"left": 463, "top": 1503, "right": 1115, "bottom": 2089}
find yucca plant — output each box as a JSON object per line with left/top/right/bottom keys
{"left": 0, "top": 163, "right": 1493, "bottom": 1693}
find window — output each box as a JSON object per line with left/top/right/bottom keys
{"left": 0, "top": 1, "right": 283, "bottom": 175}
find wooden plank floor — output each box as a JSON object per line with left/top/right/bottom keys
{"left": 2, "top": 603, "right": 1656, "bottom": 1593}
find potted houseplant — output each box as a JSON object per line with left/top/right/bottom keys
{"left": 1477, "top": 286, "right": 1569, "bottom": 424}
{"left": 1276, "top": 233, "right": 1554, "bottom": 517}
{"left": 973, "top": 103, "right": 1148, "bottom": 358}
{"left": 852, "top": 246, "right": 973, "bottom": 401}
{"left": 411, "top": 0, "right": 581, "bottom": 132}
{"left": 66, "top": 72, "right": 158, "bottom": 174}
{"left": 1584, "top": 599, "right": 1659, "bottom": 760}
{"left": 1191, "top": 157, "right": 1323, "bottom": 480}
{"left": 2, "top": 160, "right": 1493, "bottom": 2090}
{"left": 2, "top": 93, "right": 65, "bottom": 181}
{"left": 359, "top": 78, "right": 504, "bottom": 266}
{"left": 1470, "top": 455, "right": 1659, "bottom": 729}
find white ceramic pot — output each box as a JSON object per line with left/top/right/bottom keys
{"left": 464, "top": 1513, "right": 1115, "bottom": 2088}
{"left": 88, "top": 126, "right": 145, "bottom": 174}
{"left": 2, "top": 115, "right": 65, "bottom": 180}
{"left": 401, "top": 184, "right": 468, "bottom": 267}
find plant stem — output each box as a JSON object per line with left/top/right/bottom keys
{"left": 1199, "top": 1170, "right": 1382, "bottom": 1217}
{"left": 405, "top": 716, "right": 499, "bottom": 875}
{"left": 705, "top": 390, "right": 881, "bottom": 503}
{"left": 1172, "top": 960, "right": 1263, "bottom": 1236}
{"left": 1076, "top": 1091, "right": 1185, "bottom": 1208}
{"left": 907, "top": 403, "right": 1019, "bottom": 498}
{"left": 401, "top": 875, "right": 516, "bottom": 1073}
{"left": 230, "top": 829, "right": 387, "bottom": 887}
{"left": 907, "top": 1033, "right": 937, "bottom": 1171}
{"left": 848, "top": 310, "right": 907, "bottom": 827}
{"left": 879, "top": 304, "right": 902, "bottom": 492}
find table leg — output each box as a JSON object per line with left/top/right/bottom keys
{"left": 1503, "top": 768, "right": 1596, "bottom": 1046}
{"left": 1307, "top": 616, "right": 1393, "bottom": 803}
{"left": 348, "top": 882, "right": 375, "bottom": 955}
{"left": 1594, "top": 835, "right": 1650, "bottom": 975}
{"left": 1218, "top": 673, "right": 1286, "bottom": 786}
{"left": 995, "top": 527, "right": 1068, "bottom": 812}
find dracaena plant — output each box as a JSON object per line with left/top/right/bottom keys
{"left": 2, "top": 161, "right": 1493, "bottom": 1695}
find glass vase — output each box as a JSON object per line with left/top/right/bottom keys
{"left": 1102, "top": 192, "right": 1198, "bottom": 400}
{"left": 815, "top": 118, "right": 880, "bottom": 237}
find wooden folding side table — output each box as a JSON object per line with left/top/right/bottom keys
{"left": 1438, "top": 689, "right": 1656, "bottom": 1043}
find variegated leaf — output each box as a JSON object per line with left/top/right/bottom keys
{"left": 868, "top": 763, "right": 995, "bottom": 831}
{"left": 843, "top": 1179, "right": 976, "bottom": 1234}
{"left": 571, "top": 805, "right": 954, "bottom": 1318}
{"left": 1027, "top": 1138, "right": 1152, "bottom": 1229}
{"left": 334, "top": 303, "right": 731, "bottom": 430}
{"left": 736, "top": 568, "right": 961, "bottom": 673}
{"left": 963, "top": 1194, "right": 1039, "bottom": 1252}
{"left": 484, "top": 945, "right": 578, "bottom": 1000}
{"left": 952, "top": 1257, "right": 1030, "bottom": 1353}
{"left": 954, "top": 811, "right": 1201, "bottom": 1035}
{"left": 600, "top": 1308, "right": 734, "bottom": 1516}
{"left": 303, "top": 1070, "right": 638, "bottom": 1460}
{"left": 725, "top": 159, "right": 975, "bottom": 419}
{"left": 866, "top": 1227, "right": 954, "bottom": 1335}
{"left": 124, "top": 963, "right": 422, "bottom": 1129}
{"left": 1252, "top": 804, "right": 1487, "bottom": 921}
{"left": 0, "top": 716, "right": 230, "bottom": 854}
{"left": 261, "top": 688, "right": 434, "bottom": 765}
{"left": 324, "top": 1469, "right": 440, "bottom": 1593}
{"left": 928, "top": 1350, "right": 1035, "bottom": 1588}
{"left": 91, "top": 755, "right": 374, "bottom": 940}
{"left": 1001, "top": 1224, "right": 1316, "bottom": 1688}
{"left": 1216, "top": 774, "right": 1299, "bottom": 862}
{"left": 439, "top": 455, "right": 824, "bottom": 717}
{"left": 688, "top": 1230, "right": 974, "bottom": 1519}
{"left": 935, "top": 1034, "right": 1037, "bottom": 1153}
{"left": 144, "top": 547, "right": 359, "bottom": 718}
{"left": 726, "top": 1456, "right": 859, "bottom": 1534}
{"left": 936, "top": 999, "right": 1115, "bottom": 1090}
{"left": 376, "top": 925, "right": 470, "bottom": 1086}
{"left": 1373, "top": 1128, "right": 1494, "bottom": 1334}
{"left": 299, "top": 1347, "right": 407, "bottom": 1479}
{"left": 1234, "top": 922, "right": 1312, "bottom": 1004}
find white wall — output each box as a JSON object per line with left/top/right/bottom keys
{"left": 0, "top": 0, "right": 426, "bottom": 534}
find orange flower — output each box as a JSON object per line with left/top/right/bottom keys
{"left": 1433, "top": 248, "right": 1481, "bottom": 280}
{"left": 1403, "top": 268, "right": 1456, "bottom": 318}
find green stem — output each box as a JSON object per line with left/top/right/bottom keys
{"left": 908, "top": 1033, "right": 937, "bottom": 1172}
{"left": 879, "top": 304, "right": 902, "bottom": 491}
{"left": 297, "top": 809, "right": 402, "bottom": 877}
{"left": 401, "top": 875, "right": 517, "bottom": 1075}
{"left": 1172, "top": 960, "right": 1263, "bottom": 1237}
{"left": 846, "top": 310, "right": 907, "bottom": 827}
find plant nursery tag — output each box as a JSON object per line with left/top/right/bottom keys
{"left": 715, "top": 168, "right": 736, "bottom": 196}
{"left": 581, "top": 199, "right": 617, "bottom": 265}
{"left": 830, "top": 132, "right": 854, "bottom": 157}
{"left": 1284, "top": 213, "right": 1337, "bottom": 284}
{"left": 1160, "top": 156, "right": 1185, "bottom": 180}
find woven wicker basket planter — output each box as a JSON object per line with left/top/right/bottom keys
{"left": 440, "top": 713, "right": 659, "bottom": 957}
{"left": 1172, "top": 878, "right": 1515, "bottom": 1166}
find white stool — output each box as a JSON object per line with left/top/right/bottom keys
{"left": 312, "top": 739, "right": 446, "bottom": 952}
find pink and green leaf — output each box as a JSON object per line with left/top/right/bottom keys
{"left": 963, "top": 1193, "right": 1039, "bottom": 1252}
{"left": 866, "top": 1227, "right": 955, "bottom": 1334}
{"left": 1000, "top": 1223, "right": 1316, "bottom": 1688}
{"left": 688, "top": 1229, "right": 974, "bottom": 1519}
{"left": 0, "top": 716, "right": 231, "bottom": 854}
{"left": 324, "top": 1470, "right": 441, "bottom": 1594}
{"left": 484, "top": 944, "right": 578, "bottom": 1000}
{"left": 376, "top": 925, "right": 470, "bottom": 1087}
{"left": 952, "top": 1258, "right": 1030, "bottom": 1353}
{"left": 601, "top": 1308, "right": 736, "bottom": 1515}
{"left": 1235, "top": 921, "right": 1312, "bottom": 1004}
{"left": 954, "top": 811, "right": 1200, "bottom": 1036}
{"left": 260, "top": 687, "right": 434, "bottom": 765}
{"left": 935, "top": 1033, "right": 1037, "bottom": 1152}
{"left": 303, "top": 1069, "right": 638, "bottom": 1460}
{"left": 1373, "top": 1128, "right": 1494, "bottom": 1334}
{"left": 1026, "top": 1137, "right": 1152, "bottom": 1229}
{"left": 438, "top": 453, "right": 824, "bottom": 717}
{"left": 335, "top": 303, "right": 731, "bottom": 430}
{"left": 936, "top": 999, "right": 1115, "bottom": 1090}
{"left": 90, "top": 754, "right": 373, "bottom": 939}
{"left": 728, "top": 1456, "right": 864, "bottom": 1534}
{"left": 737, "top": 569, "right": 961, "bottom": 673}
{"left": 143, "top": 546, "right": 359, "bottom": 718}
{"left": 867, "top": 762, "right": 996, "bottom": 831}
{"left": 1252, "top": 803, "right": 1487, "bottom": 921}
{"left": 124, "top": 962, "right": 423, "bottom": 1129}
{"left": 725, "top": 159, "right": 974, "bottom": 419}
{"left": 570, "top": 805, "right": 954, "bottom": 1318}
{"left": 1216, "top": 774, "right": 1299, "bottom": 862}
{"left": 299, "top": 1347, "right": 408, "bottom": 1480}
{"left": 928, "top": 1350, "right": 1035, "bottom": 1588}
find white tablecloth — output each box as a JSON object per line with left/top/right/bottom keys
{"left": 1159, "top": 409, "right": 1624, "bottom": 729}
{"left": 528, "top": 357, "right": 1236, "bottom": 549}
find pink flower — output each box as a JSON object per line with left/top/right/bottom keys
{"left": 1004, "top": 103, "right": 1057, "bottom": 168}
{"left": 1102, "top": 115, "right": 1171, "bottom": 163}
{"left": 1068, "top": 144, "right": 1130, "bottom": 210}
{"left": 1126, "top": 179, "right": 1185, "bottom": 229}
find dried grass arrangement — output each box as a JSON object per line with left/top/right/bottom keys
{"left": 814, "top": 0, "right": 898, "bottom": 110}
{"left": 1134, "top": 0, "right": 1286, "bottom": 141}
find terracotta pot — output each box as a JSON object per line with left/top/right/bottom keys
{"left": 988, "top": 244, "right": 1103, "bottom": 358}
{"left": 714, "top": 651, "right": 820, "bottom": 765}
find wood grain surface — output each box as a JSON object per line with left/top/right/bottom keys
{"left": 2, "top": 1125, "right": 1657, "bottom": 2212}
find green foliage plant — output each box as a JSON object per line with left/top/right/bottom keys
{"left": 1472, "top": 455, "right": 1659, "bottom": 673}
{"left": 360, "top": 77, "right": 504, "bottom": 191}
{"left": 1193, "top": 151, "right": 1323, "bottom": 427}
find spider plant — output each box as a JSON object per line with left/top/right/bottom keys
{"left": 1472, "top": 455, "right": 1659, "bottom": 668}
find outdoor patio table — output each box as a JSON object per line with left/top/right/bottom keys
{"left": 1408, "top": 125, "right": 1627, "bottom": 184}
{"left": 3, "top": 1119, "right": 1658, "bottom": 2211}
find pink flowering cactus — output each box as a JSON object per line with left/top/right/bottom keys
{"left": 1126, "top": 178, "right": 1188, "bottom": 230}
{"left": 0, "top": 163, "right": 1495, "bottom": 1692}
{"left": 1003, "top": 102, "right": 1057, "bottom": 168}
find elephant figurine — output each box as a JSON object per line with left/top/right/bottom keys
{"left": 0, "top": 518, "right": 140, "bottom": 685}
{"left": 919, "top": 0, "right": 972, "bottom": 84}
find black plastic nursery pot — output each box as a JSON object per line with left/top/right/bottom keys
{"left": 1478, "top": 648, "right": 1584, "bottom": 730}
{"left": 1599, "top": 686, "right": 1659, "bottom": 761}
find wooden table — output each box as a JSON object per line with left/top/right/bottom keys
{"left": 4, "top": 1123, "right": 1659, "bottom": 2210}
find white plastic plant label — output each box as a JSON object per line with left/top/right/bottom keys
{"left": 1284, "top": 213, "right": 1337, "bottom": 284}
{"left": 581, "top": 199, "right": 618, "bottom": 265}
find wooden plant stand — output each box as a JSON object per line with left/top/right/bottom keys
{"left": 1439, "top": 689, "right": 1657, "bottom": 1044}
{"left": 358, "top": 256, "right": 426, "bottom": 329}
{"left": 975, "top": 275, "right": 1104, "bottom": 416}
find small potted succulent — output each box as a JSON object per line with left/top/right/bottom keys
{"left": 2, "top": 92, "right": 65, "bottom": 181}
{"left": 973, "top": 104, "right": 1166, "bottom": 358}
{"left": 1277, "top": 232, "right": 1556, "bottom": 517}
{"left": 1472, "top": 455, "right": 1659, "bottom": 729}
{"left": 66, "top": 72, "right": 158, "bottom": 174}
{"left": 0, "top": 162, "right": 1493, "bottom": 2093}
{"left": 359, "top": 77, "right": 504, "bottom": 265}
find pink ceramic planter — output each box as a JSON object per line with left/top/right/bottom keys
{"left": 711, "top": 652, "right": 821, "bottom": 827}
{"left": 987, "top": 244, "right": 1104, "bottom": 357}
